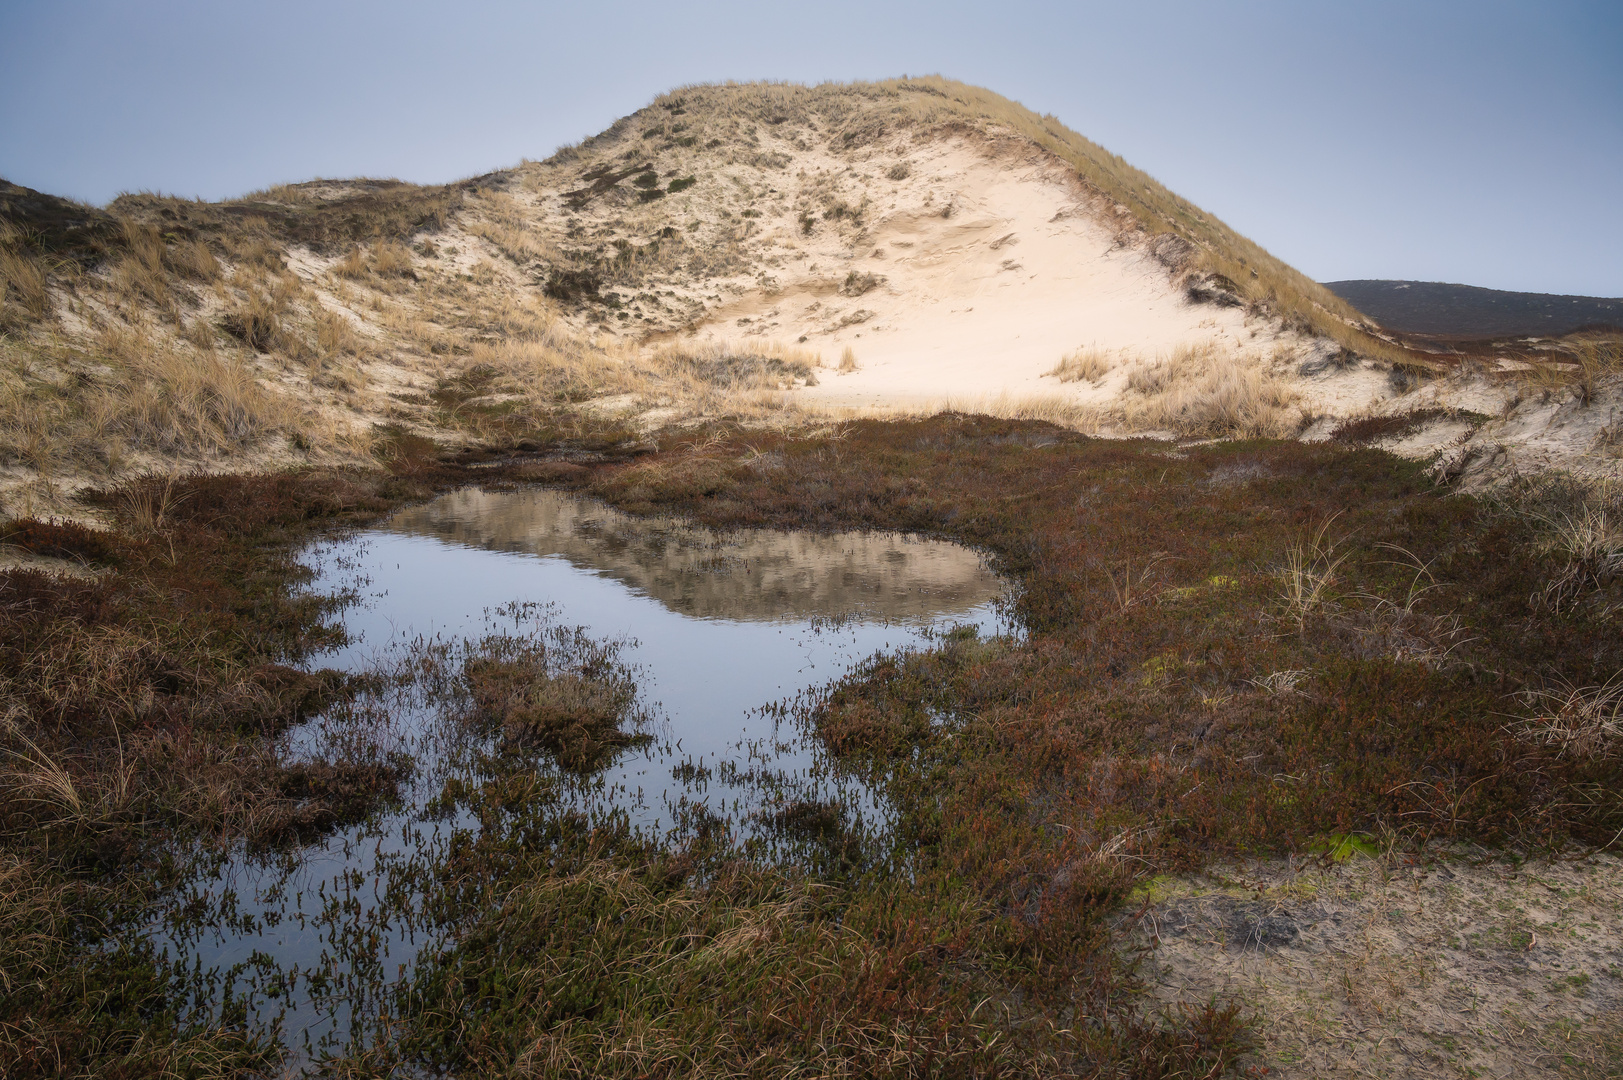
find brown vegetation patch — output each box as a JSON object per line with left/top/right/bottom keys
{"left": 0, "top": 518, "right": 116, "bottom": 563}
{"left": 1329, "top": 407, "right": 1455, "bottom": 443}
{"left": 0, "top": 179, "right": 123, "bottom": 268}
{"left": 111, "top": 177, "right": 472, "bottom": 255}
{"left": 463, "top": 651, "right": 649, "bottom": 772}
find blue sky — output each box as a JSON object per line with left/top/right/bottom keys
{"left": 2, "top": 0, "right": 1618, "bottom": 295}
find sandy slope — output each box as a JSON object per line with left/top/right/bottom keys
{"left": 683, "top": 139, "right": 1275, "bottom": 409}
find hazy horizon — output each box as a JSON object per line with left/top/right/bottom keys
{"left": 2, "top": 0, "right": 1618, "bottom": 296}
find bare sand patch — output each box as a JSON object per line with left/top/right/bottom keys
{"left": 1132, "top": 852, "right": 1623, "bottom": 1077}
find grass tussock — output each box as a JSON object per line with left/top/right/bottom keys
{"left": 1276, "top": 514, "right": 1353, "bottom": 632}
{"left": 1493, "top": 474, "right": 1623, "bottom": 613}
{"left": 460, "top": 627, "right": 651, "bottom": 772}
{"left": 0, "top": 223, "right": 53, "bottom": 328}
{"left": 330, "top": 241, "right": 415, "bottom": 287}
{"left": 1514, "top": 676, "right": 1623, "bottom": 761}
{"left": 1047, "top": 345, "right": 1116, "bottom": 385}
{"left": 1116, "top": 342, "right": 1300, "bottom": 437}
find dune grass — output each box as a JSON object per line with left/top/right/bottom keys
{"left": 1047, "top": 346, "right": 1116, "bottom": 385}
{"left": 1111, "top": 342, "right": 1301, "bottom": 438}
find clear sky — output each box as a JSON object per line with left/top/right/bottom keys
{"left": 2, "top": 0, "right": 1618, "bottom": 296}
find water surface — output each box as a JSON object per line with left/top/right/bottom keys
{"left": 160, "top": 487, "right": 1010, "bottom": 1062}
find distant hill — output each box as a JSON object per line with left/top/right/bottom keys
{"left": 1324, "top": 279, "right": 1623, "bottom": 338}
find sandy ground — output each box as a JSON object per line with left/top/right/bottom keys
{"left": 1130, "top": 851, "right": 1623, "bottom": 1078}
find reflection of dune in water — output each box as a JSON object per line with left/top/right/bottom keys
{"left": 385, "top": 488, "right": 1004, "bottom": 623}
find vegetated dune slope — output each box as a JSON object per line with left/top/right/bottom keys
{"left": 3, "top": 77, "right": 1621, "bottom": 523}
{"left": 463, "top": 80, "right": 1402, "bottom": 431}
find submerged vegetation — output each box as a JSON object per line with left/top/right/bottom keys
{"left": 1, "top": 413, "right": 1620, "bottom": 1076}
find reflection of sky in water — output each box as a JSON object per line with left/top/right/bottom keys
{"left": 309, "top": 528, "right": 1004, "bottom": 786}
{"left": 378, "top": 487, "right": 1004, "bottom": 624}
{"left": 161, "top": 488, "right": 1011, "bottom": 1062}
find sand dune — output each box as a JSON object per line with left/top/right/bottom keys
{"left": 686, "top": 139, "right": 1274, "bottom": 410}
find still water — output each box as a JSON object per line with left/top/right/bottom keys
{"left": 158, "top": 487, "right": 1009, "bottom": 1060}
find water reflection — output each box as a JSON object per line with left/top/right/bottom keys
{"left": 385, "top": 487, "right": 1002, "bottom": 622}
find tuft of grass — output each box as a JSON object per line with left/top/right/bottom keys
{"left": 332, "top": 245, "right": 369, "bottom": 279}
{"left": 1047, "top": 346, "right": 1116, "bottom": 385}
{"left": 1513, "top": 676, "right": 1623, "bottom": 761}
{"left": 460, "top": 628, "right": 651, "bottom": 773}
{"left": 1277, "top": 514, "right": 1352, "bottom": 632}
{"left": 1117, "top": 342, "right": 1300, "bottom": 437}
{"left": 118, "top": 470, "right": 189, "bottom": 532}
{"left": 313, "top": 304, "right": 364, "bottom": 357}
{"left": 1495, "top": 474, "right": 1623, "bottom": 612}
{"left": 218, "top": 287, "right": 284, "bottom": 352}
{"left": 838, "top": 344, "right": 858, "bottom": 373}
{"left": 1108, "top": 551, "right": 1171, "bottom": 611}
{"left": 171, "top": 237, "right": 220, "bottom": 282}
{"left": 1571, "top": 337, "right": 1623, "bottom": 405}
{"left": 1533, "top": 502, "right": 1623, "bottom": 610}
{"left": 370, "top": 240, "right": 415, "bottom": 277}
{"left": 0, "top": 226, "right": 52, "bottom": 325}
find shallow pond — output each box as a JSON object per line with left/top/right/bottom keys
{"left": 157, "top": 487, "right": 1009, "bottom": 1061}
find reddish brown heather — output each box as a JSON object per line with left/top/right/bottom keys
{"left": 1, "top": 418, "right": 1618, "bottom": 1078}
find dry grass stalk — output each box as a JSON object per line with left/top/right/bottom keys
{"left": 1513, "top": 675, "right": 1623, "bottom": 760}
{"left": 314, "top": 305, "right": 364, "bottom": 357}
{"left": 1, "top": 733, "right": 84, "bottom": 818}
{"left": 1107, "top": 552, "right": 1171, "bottom": 611}
{"left": 120, "top": 470, "right": 189, "bottom": 532}
{"left": 0, "top": 244, "right": 51, "bottom": 323}
{"left": 1278, "top": 514, "right": 1351, "bottom": 631}
{"left": 1498, "top": 477, "right": 1623, "bottom": 611}
{"left": 333, "top": 246, "right": 369, "bottom": 280}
